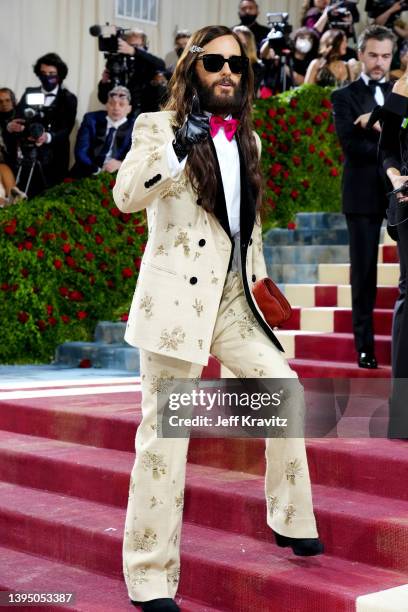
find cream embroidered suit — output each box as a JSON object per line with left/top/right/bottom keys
{"left": 113, "top": 110, "right": 283, "bottom": 366}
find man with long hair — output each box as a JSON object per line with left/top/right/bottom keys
{"left": 114, "top": 25, "right": 323, "bottom": 612}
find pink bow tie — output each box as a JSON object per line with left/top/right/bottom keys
{"left": 209, "top": 115, "right": 240, "bottom": 141}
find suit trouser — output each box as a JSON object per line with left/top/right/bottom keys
{"left": 123, "top": 271, "right": 319, "bottom": 602}
{"left": 345, "top": 213, "right": 384, "bottom": 354}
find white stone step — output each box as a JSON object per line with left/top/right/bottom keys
{"left": 318, "top": 263, "right": 399, "bottom": 286}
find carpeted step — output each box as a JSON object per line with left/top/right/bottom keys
{"left": 289, "top": 358, "right": 391, "bottom": 378}
{"left": 274, "top": 331, "right": 391, "bottom": 364}
{"left": 0, "top": 482, "right": 407, "bottom": 612}
{"left": 280, "top": 308, "right": 392, "bottom": 335}
{"left": 283, "top": 284, "right": 398, "bottom": 309}
{"left": 379, "top": 244, "right": 399, "bottom": 264}
{"left": 0, "top": 546, "right": 217, "bottom": 612}
{"left": 1, "top": 434, "right": 408, "bottom": 572}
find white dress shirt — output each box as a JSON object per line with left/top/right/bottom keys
{"left": 166, "top": 113, "right": 242, "bottom": 271}
{"left": 360, "top": 73, "right": 386, "bottom": 107}
{"left": 41, "top": 85, "right": 59, "bottom": 143}
{"left": 104, "top": 115, "right": 128, "bottom": 162}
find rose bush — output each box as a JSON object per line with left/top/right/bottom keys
{"left": 0, "top": 173, "right": 146, "bottom": 363}
{"left": 253, "top": 84, "right": 342, "bottom": 229}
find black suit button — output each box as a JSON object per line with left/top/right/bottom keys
{"left": 198, "top": 239, "right": 206, "bottom": 247}
{"left": 252, "top": 274, "right": 256, "bottom": 282}
{"left": 249, "top": 238, "right": 253, "bottom": 246}
{"left": 189, "top": 277, "right": 198, "bottom": 285}
{"left": 144, "top": 181, "right": 150, "bottom": 188}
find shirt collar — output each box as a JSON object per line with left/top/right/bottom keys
{"left": 42, "top": 84, "right": 59, "bottom": 97}
{"left": 106, "top": 115, "right": 128, "bottom": 130}
{"left": 360, "top": 73, "right": 386, "bottom": 85}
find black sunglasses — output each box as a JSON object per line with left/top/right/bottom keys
{"left": 197, "top": 54, "right": 248, "bottom": 74}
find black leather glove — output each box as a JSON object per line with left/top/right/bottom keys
{"left": 172, "top": 94, "right": 210, "bottom": 162}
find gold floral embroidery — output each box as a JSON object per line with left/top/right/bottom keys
{"left": 174, "top": 300, "right": 180, "bottom": 306}
{"left": 254, "top": 367, "right": 266, "bottom": 377}
{"left": 285, "top": 459, "right": 303, "bottom": 485}
{"left": 172, "top": 533, "right": 178, "bottom": 546}
{"left": 175, "top": 491, "right": 184, "bottom": 513}
{"left": 198, "top": 339, "right": 203, "bottom": 350}
{"left": 150, "top": 423, "right": 157, "bottom": 431}
{"left": 238, "top": 312, "right": 257, "bottom": 339}
{"left": 160, "top": 176, "right": 187, "bottom": 200}
{"left": 167, "top": 567, "right": 180, "bottom": 587}
{"left": 147, "top": 150, "right": 161, "bottom": 166}
{"left": 133, "top": 528, "right": 158, "bottom": 552}
{"left": 211, "top": 270, "right": 219, "bottom": 284}
{"left": 155, "top": 244, "right": 167, "bottom": 256}
{"left": 158, "top": 326, "right": 186, "bottom": 351}
{"left": 150, "top": 370, "right": 175, "bottom": 394}
{"left": 174, "top": 230, "right": 190, "bottom": 256}
{"left": 141, "top": 451, "right": 167, "bottom": 479}
{"left": 267, "top": 495, "right": 279, "bottom": 516}
{"left": 284, "top": 504, "right": 296, "bottom": 525}
{"left": 225, "top": 308, "right": 236, "bottom": 319}
{"left": 194, "top": 251, "right": 201, "bottom": 261}
{"left": 236, "top": 369, "right": 247, "bottom": 378}
{"left": 166, "top": 223, "right": 175, "bottom": 232}
{"left": 129, "top": 566, "right": 150, "bottom": 585}
{"left": 139, "top": 294, "right": 154, "bottom": 319}
{"left": 192, "top": 299, "right": 204, "bottom": 317}
{"left": 150, "top": 496, "right": 164, "bottom": 509}
{"left": 151, "top": 123, "right": 160, "bottom": 134}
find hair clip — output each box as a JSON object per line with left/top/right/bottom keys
{"left": 190, "top": 45, "right": 204, "bottom": 54}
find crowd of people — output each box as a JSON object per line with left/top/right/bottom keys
{"left": 2, "top": 0, "right": 408, "bottom": 203}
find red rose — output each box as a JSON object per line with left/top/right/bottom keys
{"left": 254, "top": 118, "right": 263, "bottom": 127}
{"left": 18, "top": 243, "right": 24, "bottom": 252}
{"left": 127, "top": 236, "right": 134, "bottom": 245}
{"left": 292, "top": 129, "right": 302, "bottom": 140}
{"left": 59, "top": 287, "right": 69, "bottom": 297}
{"left": 122, "top": 267, "right": 133, "bottom": 278}
{"left": 330, "top": 168, "right": 340, "bottom": 177}
{"left": 277, "top": 107, "right": 285, "bottom": 116}
{"left": 121, "top": 213, "right": 131, "bottom": 223}
{"left": 268, "top": 108, "right": 277, "bottom": 119}
{"left": 62, "top": 243, "right": 71, "bottom": 254}
{"left": 267, "top": 198, "right": 276, "bottom": 209}
{"left": 107, "top": 279, "right": 115, "bottom": 288}
{"left": 85, "top": 252, "right": 95, "bottom": 261}
{"left": 327, "top": 123, "right": 335, "bottom": 133}
{"left": 4, "top": 219, "right": 17, "bottom": 235}
{"left": 95, "top": 234, "right": 104, "bottom": 244}
{"left": 324, "top": 158, "right": 333, "bottom": 166}
{"left": 87, "top": 214, "right": 97, "bottom": 224}
{"left": 288, "top": 115, "right": 297, "bottom": 125}
{"left": 290, "top": 190, "right": 299, "bottom": 200}
{"left": 141, "top": 244, "right": 146, "bottom": 253}
{"left": 101, "top": 198, "right": 110, "bottom": 208}
{"left": 26, "top": 226, "right": 37, "bottom": 237}
{"left": 313, "top": 115, "right": 323, "bottom": 125}
{"left": 292, "top": 156, "right": 301, "bottom": 166}
{"left": 309, "top": 144, "right": 316, "bottom": 153}
{"left": 303, "top": 111, "right": 311, "bottom": 120}
{"left": 134, "top": 257, "right": 142, "bottom": 269}
{"left": 270, "top": 163, "right": 283, "bottom": 177}
{"left": 63, "top": 177, "right": 75, "bottom": 183}
{"left": 83, "top": 225, "right": 92, "bottom": 233}
{"left": 60, "top": 231, "right": 68, "bottom": 240}
{"left": 135, "top": 226, "right": 145, "bottom": 235}
{"left": 21, "top": 268, "right": 29, "bottom": 278}
{"left": 279, "top": 143, "right": 289, "bottom": 153}
{"left": 65, "top": 256, "right": 76, "bottom": 268}
{"left": 89, "top": 275, "right": 95, "bottom": 285}
{"left": 109, "top": 178, "right": 116, "bottom": 188}
{"left": 99, "top": 262, "right": 108, "bottom": 271}
{"left": 76, "top": 242, "right": 85, "bottom": 251}
{"left": 46, "top": 305, "right": 53, "bottom": 315}
{"left": 110, "top": 207, "right": 120, "bottom": 217}
{"left": 45, "top": 212, "right": 53, "bottom": 220}
{"left": 282, "top": 170, "right": 290, "bottom": 179}
{"left": 133, "top": 218, "right": 140, "bottom": 226}
{"left": 49, "top": 233, "right": 56, "bottom": 240}
{"left": 101, "top": 185, "right": 109, "bottom": 194}
{"left": 289, "top": 98, "right": 298, "bottom": 108}
{"left": 273, "top": 186, "right": 282, "bottom": 196}
{"left": 37, "top": 320, "right": 47, "bottom": 331}
{"left": 321, "top": 111, "right": 329, "bottom": 120}
{"left": 318, "top": 150, "right": 326, "bottom": 158}
{"left": 61, "top": 315, "right": 70, "bottom": 324}
{"left": 304, "top": 127, "right": 313, "bottom": 136}
{"left": 54, "top": 259, "right": 63, "bottom": 270}
{"left": 321, "top": 98, "right": 332, "bottom": 109}
{"left": 69, "top": 290, "right": 83, "bottom": 301}
{"left": 301, "top": 179, "right": 310, "bottom": 189}
{"left": 287, "top": 222, "right": 296, "bottom": 230}
{"left": 48, "top": 317, "right": 57, "bottom": 326}
{"left": 1, "top": 283, "right": 9, "bottom": 291}
{"left": 120, "top": 313, "right": 129, "bottom": 322}
{"left": 18, "top": 311, "right": 29, "bottom": 324}
{"left": 79, "top": 358, "right": 92, "bottom": 368}
{"left": 77, "top": 311, "right": 88, "bottom": 320}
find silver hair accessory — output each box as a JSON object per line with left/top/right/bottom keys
{"left": 190, "top": 45, "right": 204, "bottom": 54}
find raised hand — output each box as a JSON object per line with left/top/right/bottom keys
{"left": 172, "top": 93, "right": 210, "bottom": 162}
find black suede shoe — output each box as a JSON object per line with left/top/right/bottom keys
{"left": 130, "top": 598, "right": 180, "bottom": 611}
{"left": 273, "top": 531, "right": 324, "bottom": 556}
{"left": 358, "top": 352, "right": 378, "bottom": 369}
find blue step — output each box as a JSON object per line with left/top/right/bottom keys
{"left": 264, "top": 244, "right": 349, "bottom": 265}
{"left": 55, "top": 341, "right": 139, "bottom": 372}
{"left": 294, "top": 212, "right": 346, "bottom": 230}
{"left": 94, "top": 321, "right": 127, "bottom": 344}
{"left": 263, "top": 227, "right": 350, "bottom": 246}
{"left": 265, "top": 263, "right": 319, "bottom": 284}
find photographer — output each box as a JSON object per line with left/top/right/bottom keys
{"left": 0, "top": 88, "right": 17, "bottom": 170}
{"left": 97, "top": 28, "right": 165, "bottom": 117}
{"left": 7, "top": 52, "right": 77, "bottom": 197}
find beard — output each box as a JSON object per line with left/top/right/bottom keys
{"left": 196, "top": 77, "right": 244, "bottom": 115}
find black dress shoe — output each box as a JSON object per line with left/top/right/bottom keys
{"left": 130, "top": 598, "right": 180, "bottom": 611}
{"left": 273, "top": 531, "right": 324, "bottom": 556}
{"left": 358, "top": 352, "right": 378, "bottom": 369}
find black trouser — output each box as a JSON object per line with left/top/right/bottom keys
{"left": 345, "top": 214, "right": 384, "bottom": 354}
{"left": 391, "top": 243, "right": 406, "bottom": 376}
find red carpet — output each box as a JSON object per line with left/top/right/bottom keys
{"left": 0, "top": 387, "right": 407, "bottom": 610}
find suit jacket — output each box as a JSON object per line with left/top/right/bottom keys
{"left": 72, "top": 111, "right": 134, "bottom": 177}
{"left": 113, "top": 111, "right": 283, "bottom": 365}
{"left": 16, "top": 85, "right": 77, "bottom": 183}
{"left": 331, "top": 78, "right": 392, "bottom": 216}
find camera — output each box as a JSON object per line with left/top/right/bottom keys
{"left": 366, "top": 0, "right": 408, "bottom": 12}
{"left": 21, "top": 92, "right": 48, "bottom": 142}
{"left": 328, "top": 1, "right": 358, "bottom": 35}
{"left": 266, "top": 13, "right": 293, "bottom": 55}
{"left": 89, "top": 23, "right": 132, "bottom": 86}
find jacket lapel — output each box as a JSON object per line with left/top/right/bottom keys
{"left": 236, "top": 135, "right": 256, "bottom": 249}
{"left": 208, "top": 136, "right": 231, "bottom": 239}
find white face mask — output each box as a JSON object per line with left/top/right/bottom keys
{"left": 296, "top": 38, "right": 313, "bottom": 54}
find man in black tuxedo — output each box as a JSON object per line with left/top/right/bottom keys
{"left": 7, "top": 52, "right": 77, "bottom": 197}
{"left": 332, "top": 25, "right": 395, "bottom": 369}
{"left": 70, "top": 86, "right": 134, "bottom": 178}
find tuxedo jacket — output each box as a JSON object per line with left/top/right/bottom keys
{"left": 331, "top": 78, "right": 392, "bottom": 216}
{"left": 16, "top": 86, "right": 77, "bottom": 182}
{"left": 72, "top": 111, "right": 134, "bottom": 176}
{"left": 113, "top": 111, "right": 283, "bottom": 366}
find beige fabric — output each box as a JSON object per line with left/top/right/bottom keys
{"left": 114, "top": 110, "right": 269, "bottom": 366}
{"left": 123, "top": 270, "right": 319, "bottom": 602}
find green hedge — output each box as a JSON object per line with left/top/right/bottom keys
{"left": 254, "top": 84, "right": 342, "bottom": 230}
{"left": 0, "top": 174, "right": 146, "bottom": 363}
{"left": 0, "top": 85, "right": 343, "bottom": 364}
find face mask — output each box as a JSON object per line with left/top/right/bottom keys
{"left": 296, "top": 38, "right": 313, "bottom": 54}
{"left": 239, "top": 13, "right": 256, "bottom": 26}
{"left": 39, "top": 74, "right": 59, "bottom": 92}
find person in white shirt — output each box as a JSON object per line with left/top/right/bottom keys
{"left": 114, "top": 25, "right": 323, "bottom": 612}
{"left": 70, "top": 85, "right": 134, "bottom": 178}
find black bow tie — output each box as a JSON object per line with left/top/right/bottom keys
{"left": 367, "top": 80, "right": 388, "bottom": 93}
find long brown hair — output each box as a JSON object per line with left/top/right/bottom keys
{"left": 163, "top": 25, "right": 262, "bottom": 213}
